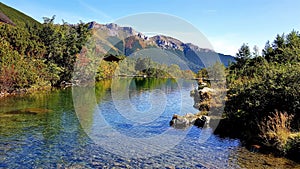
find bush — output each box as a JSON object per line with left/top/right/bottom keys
{"left": 225, "top": 60, "right": 300, "bottom": 138}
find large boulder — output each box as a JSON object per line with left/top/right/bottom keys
{"left": 169, "top": 113, "right": 210, "bottom": 129}
{"left": 191, "top": 87, "right": 215, "bottom": 111}
{"left": 194, "top": 116, "right": 210, "bottom": 128}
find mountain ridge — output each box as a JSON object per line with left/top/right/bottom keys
{"left": 89, "top": 22, "right": 236, "bottom": 72}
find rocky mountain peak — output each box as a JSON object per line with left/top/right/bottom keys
{"left": 89, "top": 22, "right": 137, "bottom": 37}
{"left": 150, "top": 35, "right": 184, "bottom": 50}
{"left": 185, "top": 43, "right": 214, "bottom": 53}
{"left": 87, "top": 21, "right": 235, "bottom": 71}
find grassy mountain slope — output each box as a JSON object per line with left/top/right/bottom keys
{"left": 0, "top": 2, "right": 40, "bottom": 26}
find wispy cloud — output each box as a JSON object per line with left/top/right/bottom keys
{"left": 77, "top": 0, "right": 113, "bottom": 22}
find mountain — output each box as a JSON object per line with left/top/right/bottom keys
{"left": 0, "top": 1, "right": 235, "bottom": 73}
{"left": 0, "top": 2, "right": 40, "bottom": 26}
{"left": 89, "top": 22, "right": 235, "bottom": 72}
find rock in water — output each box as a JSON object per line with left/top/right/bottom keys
{"left": 194, "top": 116, "right": 207, "bottom": 128}
{"left": 169, "top": 113, "right": 210, "bottom": 129}
{"left": 169, "top": 114, "right": 192, "bottom": 129}
{"left": 4, "top": 108, "right": 52, "bottom": 115}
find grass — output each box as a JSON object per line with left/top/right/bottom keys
{"left": 0, "top": 2, "right": 40, "bottom": 26}
{"left": 258, "top": 111, "right": 300, "bottom": 154}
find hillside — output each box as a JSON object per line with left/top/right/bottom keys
{"left": 0, "top": 1, "right": 234, "bottom": 95}
{"left": 0, "top": 2, "right": 91, "bottom": 94}
{"left": 89, "top": 22, "right": 235, "bottom": 72}
{"left": 0, "top": 11, "right": 15, "bottom": 25}
{"left": 0, "top": 2, "right": 40, "bottom": 26}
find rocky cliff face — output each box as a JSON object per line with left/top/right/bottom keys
{"left": 150, "top": 35, "right": 183, "bottom": 50}
{"left": 89, "top": 22, "right": 235, "bottom": 72}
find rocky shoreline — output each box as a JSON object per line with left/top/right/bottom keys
{"left": 170, "top": 78, "right": 225, "bottom": 130}
{"left": 0, "top": 89, "right": 28, "bottom": 98}
{"left": 0, "top": 83, "right": 75, "bottom": 99}
{"left": 0, "top": 89, "right": 52, "bottom": 101}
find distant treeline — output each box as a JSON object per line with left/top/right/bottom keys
{"left": 96, "top": 56, "right": 195, "bottom": 80}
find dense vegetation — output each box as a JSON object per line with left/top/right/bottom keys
{"left": 223, "top": 31, "right": 300, "bottom": 160}
{"left": 0, "top": 15, "right": 91, "bottom": 94}
{"left": 194, "top": 30, "right": 300, "bottom": 161}
{"left": 0, "top": 9, "right": 194, "bottom": 95}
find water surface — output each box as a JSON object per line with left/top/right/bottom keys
{"left": 0, "top": 78, "right": 298, "bottom": 168}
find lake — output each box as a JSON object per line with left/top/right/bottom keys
{"left": 0, "top": 78, "right": 298, "bottom": 168}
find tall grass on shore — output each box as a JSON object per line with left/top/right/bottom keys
{"left": 258, "top": 111, "right": 300, "bottom": 154}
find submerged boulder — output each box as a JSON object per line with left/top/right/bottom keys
{"left": 4, "top": 108, "right": 52, "bottom": 115}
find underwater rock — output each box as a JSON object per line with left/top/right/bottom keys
{"left": 4, "top": 108, "right": 52, "bottom": 115}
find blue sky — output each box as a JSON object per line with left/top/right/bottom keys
{"left": 2, "top": 0, "right": 300, "bottom": 55}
